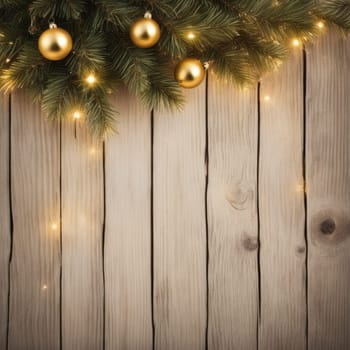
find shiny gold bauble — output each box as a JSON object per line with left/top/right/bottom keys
{"left": 174, "top": 58, "right": 205, "bottom": 89}
{"left": 38, "top": 23, "right": 73, "bottom": 61}
{"left": 130, "top": 12, "right": 161, "bottom": 48}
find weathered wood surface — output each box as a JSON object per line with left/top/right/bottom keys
{"left": 153, "top": 85, "right": 207, "bottom": 350}
{"left": 259, "top": 50, "right": 307, "bottom": 349}
{"left": 105, "top": 92, "right": 153, "bottom": 350}
{"left": 1, "top": 32, "right": 350, "bottom": 350}
{"left": 307, "top": 31, "right": 350, "bottom": 350}
{"left": 207, "top": 77, "right": 258, "bottom": 350}
{"left": 0, "top": 94, "right": 10, "bottom": 350}
{"left": 8, "top": 90, "right": 60, "bottom": 350}
{"left": 61, "top": 122, "right": 104, "bottom": 350}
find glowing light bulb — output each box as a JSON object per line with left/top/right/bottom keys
{"left": 86, "top": 74, "right": 96, "bottom": 86}
{"left": 5, "top": 58, "right": 10, "bottom": 63}
{"left": 42, "top": 284, "right": 48, "bottom": 291}
{"left": 317, "top": 21, "right": 325, "bottom": 29}
{"left": 264, "top": 95, "right": 271, "bottom": 102}
{"left": 73, "top": 111, "right": 82, "bottom": 119}
{"left": 296, "top": 182, "right": 306, "bottom": 193}
{"left": 187, "top": 32, "right": 196, "bottom": 40}
{"left": 292, "top": 39, "right": 301, "bottom": 47}
{"left": 51, "top": 223, "right": 58, "bottom": 230}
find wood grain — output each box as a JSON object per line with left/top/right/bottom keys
{"left": 61, "top": 121, "right": 104, "bottom": 350}
{"left": 104, "top": 91, "right": 153, "bottom": 350}
{"left": 307, "top": 31, "right": 350, "bottom": 350}
{"left": 0, "top": 94, "right": 10, "bottom": 349}
{"left": 1, "top": 32, "right": 350, "bottom": 350}
{"left": 207, "top": 76, "right": 258, "bottom": 350}
{"left": 259, "top": 50, "right": 307, "bottom": 350}
{"left": 153, "top": 85, "right": 207, "bottom": 350}
{"left": 8, "top": 90, "right": 60, "bottom": 350}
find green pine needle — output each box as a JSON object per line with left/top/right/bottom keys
{"left": 0, "top": 0, "right": 349, "bottom": 137}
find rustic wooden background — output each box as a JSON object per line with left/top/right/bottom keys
{"left": 0, "top": 32, "right": 349, "bottom": 350}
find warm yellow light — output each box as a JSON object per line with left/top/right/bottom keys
{"left": 42, "top": 284, "right": 48, "bottom": 291}
{"left": 51, "top": 223, "right": 58, "bottom": 230}
{"left": 187, "top": 32, "right": 196, "bottom": 40}
{"left": 5, "top": 58, "right": 10, "bottom": 63}
{"left": 296, "top": 181, "right": 307, "bottom": 193}
{"left": 73, "top": 111, "right": 82, "bottom": 119}
{"left": 86, "top": 74, "right": 96, "bottom": 85}
{"left": 292, "top": 39, "right": 301, "bottom": 47}
{"left": 264, "top": 95, "right": 271, "bottom": 102}
{"left": 317, "top": 21, "right": 325, "bottom": 29}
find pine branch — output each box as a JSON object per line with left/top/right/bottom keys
{"left": 141, "top": 61, "right": 185, "bottom": 111}
{"left": 110, "top": 39, "right": 157, "bottom": 95}
{"left": 0, "top": 0, "right": 349, "bottom": 137}
{"left": 41, "top": 69, "right": 79, "bottom": 120}
{"left": 93, "top": 0, "right": 142, "bottom": 31}
{"left": 29, "top": 0, "right": 88, "bottom": 20}
{"left": 316, "top": 0, "right": 350, "bottom": 31}
{"left": 67, "top": 31, "right": 108, "bottom": 76}
{"left": 84, "top": 89, "right": 116, "bottom": 137}
{"left": 0, "top": 42, "right": 50, "bottom": 92}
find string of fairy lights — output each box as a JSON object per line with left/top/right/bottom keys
{"left": 21, "top": 12, "right": 327, "bottom": 292}
{"left": 28, "top": 9, "right": 326, "bottom": 122}
{"left": 0, "top": 1, "right": 326, "bottom": 137}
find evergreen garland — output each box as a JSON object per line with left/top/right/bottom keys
{"left": 0, "top": 0, "right": 349, "bottom": 137}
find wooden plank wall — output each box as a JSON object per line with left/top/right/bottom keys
{"left": 153, "top": 86, "right": 207, "bottom": 350}
{"left": 0, "top": 94, "right": 10, "bottom": 350}
{"left": 259, "top": 50, "right": 306, "bottom": 349}
{"left": 105, "top": 91, "right": 152, "bottom": 350}
{"left": 207, "top": 77, "right": 258, "bottom": 350}
{"left": 61, "top": 122, "right": 104, "bottom": 350}
{"left": 8, "top": 92, "right": 61, "bottom": 350}
{"left": 307, "top": 31, "right": 350, "bottom": 350}
{"left": 0, "top": 31, "right": 349, "bottom": 350}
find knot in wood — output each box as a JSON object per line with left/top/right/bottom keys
{"left": 242, "top": 236, "right": 258, "bottom": 251}
{"left": 226, "top": 183, "right": 253, "bottom": 211}
{"left": 296, "top": 246, "right": 306, "bottom": 254}
{"left": 311, "top": 209, "right": 350, "bottom": 248}
{"left": 320, "top": 218, "right": 336, "bottom": 235}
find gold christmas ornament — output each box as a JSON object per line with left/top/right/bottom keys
{"left": 130, "top": 11, "right": 161, "bottom": 48}
{"left": 175, "top": 58, "right": 205, "bottom": 89}
{"left": 38, "top": 23, "right": 73, "bottom": 61}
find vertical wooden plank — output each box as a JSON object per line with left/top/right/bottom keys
{"left": 307, "top": 32, "right": 350, "bottom": 350}
{"left": 207, "top": 78, "right": 258, "bottom": 350}
{"left": 61, "top": 122, "right": 104, "bottom": 350}
{"left": 0, "top": 94, "right": 10, "bottom": 349}
{"left": 259, "top": 51, "right": 306, "bottom": 349}
{"left": 153, "top": 85, "right": 207, "bottom": 350}
{"left": 8, "top": 90, "right": 60, "bottom": 350}
{"left": 104, "top": 91, "right": 152, "bottom": 350}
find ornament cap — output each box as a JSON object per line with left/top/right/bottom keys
{"left": 144, "top": 11, "right": 152, "bottom": 19}
{"left": 49, "top": 22, "right": 57, "bottom": 29}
